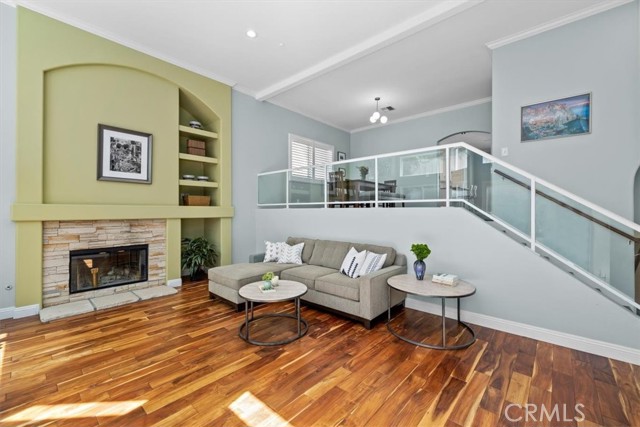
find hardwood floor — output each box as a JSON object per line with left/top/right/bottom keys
{"left": 1, "top": 281, "right": 639, "bottom": 426}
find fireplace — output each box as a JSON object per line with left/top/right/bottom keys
{"left": 69, "top": 244, "right": 148, "bottom": 294}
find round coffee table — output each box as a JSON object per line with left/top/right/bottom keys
{"left": 387, "top": 274, "right": 476, "bottom": 350}
{"left": 238, "top": 280, "right": 308, "bottom": 346}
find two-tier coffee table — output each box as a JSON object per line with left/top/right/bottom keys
{"left": 387, "top": 274, "right": 476, "bottom": 350}
{"left": 238, "top": 280, "right": 308, "bottom": 346}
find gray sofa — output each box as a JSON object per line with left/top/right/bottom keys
{"left": 208, "top": 237, "right": 407, "bottom": 328}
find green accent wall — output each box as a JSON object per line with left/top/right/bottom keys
{"left": 13, "top": 7, "right": 233, "bottom": 307}
{"left": 43, "top": 65, "right": 178, "bottom": 205}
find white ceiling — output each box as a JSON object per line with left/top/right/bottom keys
{"left": 13, "top": 0, "right": 631, "bottom": 132}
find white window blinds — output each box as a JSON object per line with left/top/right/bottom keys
{"left": 289, "top": 134, "right": 335, "bottom": 180}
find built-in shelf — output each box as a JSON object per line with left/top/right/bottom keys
{"left": 178, "top": 125, "right": 218, "bottom": 140}
{"left": 178, "top": 153, "right": 218, "bottom": 164}
{"left": 179, "top": 179, "right": 219, "bottom": 188}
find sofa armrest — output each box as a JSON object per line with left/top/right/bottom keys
{"left": 249, "top": 253, "right": 265, "bottom": 263}
{"left": 358, "top": 265, "right": 407, "bottom": 320}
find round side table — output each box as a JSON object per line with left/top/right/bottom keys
{"left": 238, "top": 280, "right": 308, "bottom": 346}
{"left": 387, "top": 274, "right": 476, "bottom": 350}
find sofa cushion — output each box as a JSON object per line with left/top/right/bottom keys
{"left": 352, "top": 243, "right": 396, "bottom": 268}
{"left": 308, "top": 240, "right": 351, "bottom": 270}
{"left": 315, "top": 273, "right": 360, "bottom": 302}
{"left": 208, "top": 262, "right": 298, "bottom": 291}
{"left": 286, "top": 237, "right": 316, "bottom": 264}
{"left": 280, "top": 265, "right": 337, "bottom": 290}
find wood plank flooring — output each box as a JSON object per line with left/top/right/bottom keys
{"left": 1, "top": 281, "right": 639, "bottom": 426}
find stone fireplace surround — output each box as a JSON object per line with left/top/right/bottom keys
{"left": 43, "top": 219, "right": 166, "bottom": 307}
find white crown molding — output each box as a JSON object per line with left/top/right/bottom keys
{"left": 350, "top": 97, "right": 492, "bottom": 134}
{"left": 486, "top": 0, "right": 634, "bottom": 50}
{"left": 13, "top": 0, "right": 238, "bottom": 87}
{"left": 255, "top": 0, "right": 485, "bottom": 101}
{"left": 405, "top": 297, "right": 640, "bottom": 365}
{"left": 0, "top": 304, "right": 40, "bottom": 319}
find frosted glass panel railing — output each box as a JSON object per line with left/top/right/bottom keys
{"left": 536, "top": 183, "right": 638, "bottom": 305}
{"left": 326, "top": 159, "right": 376, "bottom": 205}
{"left": 256, "top": 142, "right": 640, "bottom": 314}
{"left": 378, "top": 151, "right": 444, "bottom": 204}
{"left": 258, "top": 171, "right": 287, "bottom": 205}
{"left": 487, "top": 161, "right": 531, "bottom": 236}
{"left": 448, "top": 147, "right": 491, "bottom": 210}
{"left": 289, "top": 166, "right": 325, "bottom": 205}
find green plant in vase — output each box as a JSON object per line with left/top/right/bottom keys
{"left": 181, "top": 237, "right": 218, "bottom": 281}
{"left": 410, "top": 243, "right": 431, "bottom": 281}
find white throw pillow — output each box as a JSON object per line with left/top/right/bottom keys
{"left": 264, "top": 241, "right": 284, "bottom": 263}
{"left": 359, "top": 251, "right": 388, "bottom": 276}
{"left": 277, "top": 242, "right": 305, "bottom": 264}
{"left": 340, "top": 247, "right": 367, "bottom": 278}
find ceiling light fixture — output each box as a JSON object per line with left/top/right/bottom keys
{"left": 369, "top": 97, "right": 388, "bottom": 124}
{"left": 246, "top": 29, "right": 257, "bottom": 38}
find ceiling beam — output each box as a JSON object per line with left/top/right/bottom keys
{"left": 254, "top": 0, "right": 485, "bottom": 102}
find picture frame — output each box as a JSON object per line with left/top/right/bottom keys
{"left": 337, "top": 151, "right": 346, "bottom": 161}
{"left": 521, "top": 93, "right": 591, "bottom": 142}
{"left": 97, "top": 124, "right": 152, "bottom": 184}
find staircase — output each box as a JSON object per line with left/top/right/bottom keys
{"left": 258, "top": 142, "right": 640, "bottom": 316}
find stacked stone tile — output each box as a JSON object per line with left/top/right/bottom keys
{"left": 42, "top": 219, "right": 166, "bottom": 307}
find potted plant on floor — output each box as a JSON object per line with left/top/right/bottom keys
{"left": 410, "top": 243, "right": 431, "bottom": 280}
{"left": 181, "top": 237, "right": 218, "bottom": 281}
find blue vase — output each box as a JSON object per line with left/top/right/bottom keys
{"left": 413, "top": 260, "right": 426, "bottom": 280}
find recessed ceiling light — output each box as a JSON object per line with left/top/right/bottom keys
{"left": 278, "top": 42, "right": 285, "bottom": 47}
{"left": 246, "top": 29, "right": 257, "bottom": 39}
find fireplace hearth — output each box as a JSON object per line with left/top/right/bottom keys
{"left": 69, "top": 244, "right": 148, "bottom": 294}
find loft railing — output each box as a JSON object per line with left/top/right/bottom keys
{"left": 257, "top": 142, "right": 640, "bottom": 315}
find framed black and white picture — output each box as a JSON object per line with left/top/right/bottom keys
{"left": 98, "top": 124, "right": 152, "bottom": 183}
{"left": 337, "top": 151, "right": 346, "bottom": 161}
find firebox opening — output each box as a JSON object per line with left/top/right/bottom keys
{"left": 69, "top": 244, "right": 148, "bottom": 294}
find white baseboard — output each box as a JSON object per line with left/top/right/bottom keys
{"left": 167, "top": 278, "right": 182, "bottom": 288}
{"left": 0, "top": 304, "right": 40, "bottom": 319}
{"left": 406, "top": 297, "right": 640, "bottom": 365}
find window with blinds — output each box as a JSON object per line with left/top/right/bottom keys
{"left": 289, "top": 134, "right": 335, "bottom": 180}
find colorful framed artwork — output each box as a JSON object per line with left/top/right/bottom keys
{"left": 97, "top": 124, "right": 152, "bottom": 183}
{"left": 521, "top": 93, "right": 591, "bottom": 142}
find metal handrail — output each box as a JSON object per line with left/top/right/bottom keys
{"left": 493, "top": 169, "right": 640, "bottom": 243}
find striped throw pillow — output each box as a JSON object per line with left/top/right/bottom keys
{"left": 340, "top": 247, "right": 367, "bottom": 278}
{"left": 359, "top": 251, "right": 387, "bottom": 276}
{"left": 277, "top": 242, "right": 305, "bottom": 264}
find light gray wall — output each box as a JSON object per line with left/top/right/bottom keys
{"left": 232, "top": 90, "right": 350, "bottom": 262}
{"left": 492, "top": 1, "right": 640, "bottom": 220}
{"left": 350, "top": 101, "right": 491, "bottom": 158}
{"left": 0, "top": 3, "right": 16, "bottom": 310}
{"left": 255, "top": 207, "right": 640, "bottom": 350}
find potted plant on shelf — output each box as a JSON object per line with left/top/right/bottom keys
{"left": 181, "top": 237, "right": 218, "bottom": 281}
{"left": 357, "top": 166, "right": 369, "bottom": 180}
{"left": 410, "top": 243, "right": 431, "bottom": 280}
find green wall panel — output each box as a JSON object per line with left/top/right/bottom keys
{"left": 43, "top": 65, "right": 178, "bottom": 205}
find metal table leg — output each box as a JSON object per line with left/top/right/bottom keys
{"left": 441, "top": 298, "right": 446, "bottom": 347}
